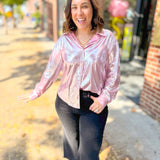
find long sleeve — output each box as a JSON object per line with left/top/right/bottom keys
{"left": 28, "top": 30, "right": 120, "bottom": 109}
{"left": 29, "top": 37, "right": 63, "bottom": 100}
{"left": 97, "top": 34, "right": 120, "bottom": 108}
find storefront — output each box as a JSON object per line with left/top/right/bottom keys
{"left": 104, "top": 0, "right": 157, "bottom": 61}
{"left": 57, "top": 0, "right": 67, "bottom": 36}
{"left": 104, "top": 0, "right": 160, "bottom": 120}
{"left": 120, "top": 0, "right": 160, "bottom": 121}
{"left": 40, "top": 0, "right": 65, "bottom": 41}
{"left": 41, "top": 0, "right": 48, "bottom": 32}
{"left": 130, "top": 0, "right": 157, "bottom": 60}
{"left": 140, "top": 0, "right": 160, "bottom": 121}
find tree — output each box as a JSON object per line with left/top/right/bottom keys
{"left": 0, "top": 0, "right": 27, "bottom": 28}
{"left": 0, "top": 1, "right": 8, "bottom": 34}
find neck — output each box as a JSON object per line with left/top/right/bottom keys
{"left": 75, "top": 28, "right": 95, "bottom": 47}
{"left": 76, "top": 28, "right": 93, "bottom": 37}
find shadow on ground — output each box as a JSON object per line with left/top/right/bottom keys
{"left": 15, "top": 37, "right": 51, "bottom": 42}
{"left": 0, "top": 50, "right": 60, "bottom": 90}
{"left": 25, "top": 116, "right": 63, "bottom": 149}
{"left": 119, "top": 60, "right": 145, "bottom": 105}
{"left": 2, "top": 138, "right": 29, "bottom": 160}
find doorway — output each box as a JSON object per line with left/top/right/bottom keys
{"left": 130, "top": 0, "right": 157, "bottom": 60}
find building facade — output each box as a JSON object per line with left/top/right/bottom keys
{"left": 130, "top": 0, "right": 157, "bottom": 60}
{"left": 140, "top": 0, "right": 160, "bottom": 121}
{"left": 26, "top": 0, "right": 58, "bottom": 40}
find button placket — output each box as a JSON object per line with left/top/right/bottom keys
{"left": 79, "top": 49, "right": 85, "bottom": 87}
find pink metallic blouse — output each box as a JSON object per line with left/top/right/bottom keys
{"left": 30, "top": 29, "right": 120, "bottom": 109}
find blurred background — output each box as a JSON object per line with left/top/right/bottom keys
{"left": 0, "top": 0, "right": 157, "bottom": 61}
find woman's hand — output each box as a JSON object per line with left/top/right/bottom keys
{"left": 89, "top": 96, "right": 104, "bottom": 114}
{"left": 17, "top": 94, "right": 31, "bottom": 103}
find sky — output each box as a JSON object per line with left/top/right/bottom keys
{"left": 3, "top": 3, "right": 27, "bottom": 13}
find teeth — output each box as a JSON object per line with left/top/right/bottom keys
{"left": 78, "top": 19, "right": 85, "bottom": 22}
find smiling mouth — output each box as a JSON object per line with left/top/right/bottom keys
{"left": 77, "top": 19, "right": 86, "bottom": 24}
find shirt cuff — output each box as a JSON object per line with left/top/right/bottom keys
{"left": 29, "top": 90, "right": 39, "bottom": 100}
{"left": 96, "top": 94, "right": 109, "bottom": 108}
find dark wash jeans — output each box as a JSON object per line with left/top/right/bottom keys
{"left": 55, "top": 92, "right": 108, "bottom": 160}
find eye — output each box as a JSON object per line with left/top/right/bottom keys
{"left": 82, "top": 5, "right": 88, "bottom": 8}
{"left": 71, "top": 6, "right": 77, "bottom": 10}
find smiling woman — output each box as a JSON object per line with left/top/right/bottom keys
{"left": 71, "top": 0, "right": 93, "bottom": 30}
{"left": 63, "top": 0, "right": 104, "bottom": 49}
{"left": 18, "top": 0, "right": 120, "bottom": 160}
{"left": 63, "top": 0, "right": 104, "bottom": 32}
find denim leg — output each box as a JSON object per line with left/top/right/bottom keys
{"left": 55, "top": 94, "right": 108, "bottom": 160}
{"left": 55, "top": 95, "right": 80, "bottom": 160}
{"left": 78, "top": 107, "right": 108, "bottom": 160}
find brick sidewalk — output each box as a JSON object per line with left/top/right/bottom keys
{"left": 0, "top": 22, "right": 121, "bottom": 160}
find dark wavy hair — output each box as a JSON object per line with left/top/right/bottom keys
{"left": 63, "top": 0, "right": 104, "bottom": 33}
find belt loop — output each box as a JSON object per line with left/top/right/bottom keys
{"left": 88, "top": 92, "right": 90, "bottom": 98}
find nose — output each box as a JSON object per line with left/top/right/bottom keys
{"left": 77, "top": 7, "right": 83, "bottom": 16}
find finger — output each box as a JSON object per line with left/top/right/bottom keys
{"left": 19, "top": 94, "right": 29, "bottom": 98}
{"left": 93, "top": 107, "right": 101, "bottom": 114}
{"left": 89, "top": 103, "right": 94, "bottom": 110}
{"left": 90, "top": 96, "right": 96, "bottom": 101}
{"left": 90, "top": 104, "right": 100, "bottom": 111}
{"left": 17, "top": 95, "right": 29, "bottom": 101}
{"left": 89, "top": 103, "right": 99, "bottom": 111}
{"left": 95, "top": 109, "right": 99, "bottom": 113}
{"left": 95, "top": 107, "right": 103, "bottom": 114}
{"left": 89, "top": 102, "right": 97, "bottom": 110}
{"left": 17, "top": 96, "right": 27, "bottom": 100}
{"left": 90, "top": 103, "right": 103, "bottom": 113}
{"left": 24, "top": 99, "right": 30, "bottom": 103}
{"left": 90, "top": 96, "right": 102, "bottom": 106}
{"left": 17, "top": 95, "right": 26, "bottom": 99}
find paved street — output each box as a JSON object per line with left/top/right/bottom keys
{"left": 0, "top": 22, "right": 121, "bottom": 160}
{"left": 0, "top": 22, "right": 64, "bottom": 160}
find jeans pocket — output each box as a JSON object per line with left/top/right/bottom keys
{"left": 80, "top": 94, "right": 94, "bottom": 112}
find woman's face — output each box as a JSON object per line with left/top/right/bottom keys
{"left": 71, "top": 0, "right": 93, "bottom": 31}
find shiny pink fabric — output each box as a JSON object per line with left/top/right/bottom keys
{"left": 30, "top": 29, "right": 120, "bottom": 109}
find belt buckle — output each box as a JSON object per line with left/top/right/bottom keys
{"left": 82, "top": 91, "right": 90, "bottom": 98}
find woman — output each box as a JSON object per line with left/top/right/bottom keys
{"left": 19, "top": 0, "right": 120, "bottom": 159}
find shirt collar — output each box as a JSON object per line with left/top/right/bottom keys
{"left": 96, "top": 29, "right": 106, "bottom": 37}
{"left": 68, "top": 29, "right": 106, "bottom": 48}
{"left": 69, "top": 29, "right": 106, "bottom": 38}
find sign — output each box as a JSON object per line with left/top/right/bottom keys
{"left": 6, "top": 11, "right": 12, "bottom": 18}
{"left": 121, "top": 23, "right": 133, "bottom": 61}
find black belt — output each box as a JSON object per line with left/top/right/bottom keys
{"left": 80, "top": 90, "right": 99, "bottom": 98}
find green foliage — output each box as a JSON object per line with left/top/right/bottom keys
{"left": 0, "top": 0, "right": 27, "bottom": 6}
{"left": 0, "top": 0, "right": 27, "bottom": 19}
{"left": 32, "top": 11, "right": 41, "bottom": 19}
{"left": 14, "top": 5, "right": 24, "bottom": 19}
